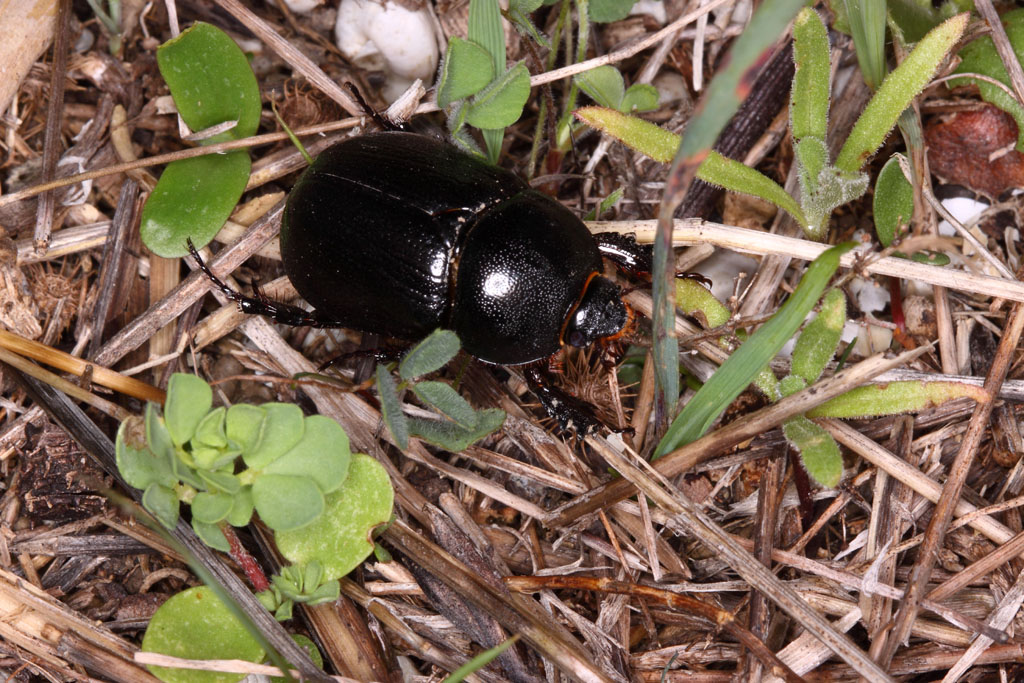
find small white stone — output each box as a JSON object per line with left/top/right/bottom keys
{"left": 336, "top": 0, "right": 440, "bottom": 102}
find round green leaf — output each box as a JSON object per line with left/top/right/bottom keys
{"left": 142, "top": 586, "right": 265, "bottom": 683}
{"left": 226, "top": 487, "right": 255, "bottom": 527}
{"left": 620, "top": 84, "right": 659, "bottom": 113}
{"left": 192, "top": 519, "right": 230, "bottom": 552}
{"left": 275, "top": 454, "right": 394, "bottom": 580}
{"left": 465, "top": 63, "right": 531, "bottom": 130}
{"left": 140, "top": 151, "right": 252, "bottom": 258}
{"left": 164, "top": 374, "right": 214, "bottom": 446}
{"left": 192, "top": 491, "right": 234, "bottom": 524}
{"left": 242, "top": 403, "right": 305, "bottom": 470}
{"left": 252, "top": 474, "right": 324, "bottom": 531}
{"left": 145, "top": 403, "right": 176, "bottom": 464}
{"left": 193, "top": 407, "right": 227, "bottom": 448}
{"left": 438, "top": 37, "right": 494, "bottom": 108}
{"left": 226, "top": 404, "right": 266, "bottom": 452}
{"left": 156, "top": 22, "right": 261, "bottom": 144}
{"left": 262, "top": 415, "right": 351, "bottom": 494}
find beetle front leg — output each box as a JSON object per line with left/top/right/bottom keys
{"left": 187, "top": 241, "right": 346, "bottom": 329}
{"left": 596, "top": 232, "right": 712, "bottom": 288}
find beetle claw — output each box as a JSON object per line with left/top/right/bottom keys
{"left": 524, "top": 365, "right": 622, "bottom": 438}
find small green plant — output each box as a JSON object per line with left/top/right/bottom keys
{"left": 577, "top": 9, "right": 968, "bottom": 241}
{"left": 437, "top": 0, "right": 531, "bottom": 163}
{"left": 140, "top": 22, "right": 261, "bottom": 257}
{"left": 376, "top": 329, "right": 506, "bottom": 451}
{"left": 574, "top": 65, "right": 659, "bottom": 115}
{"left": 116, "top": 373, "right": 355, "bottom": 546}
{"left": 120, "top": 374, "right": 394, "bottom": 681}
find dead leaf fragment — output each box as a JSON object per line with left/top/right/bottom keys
{"left": 925, "top": 105, "right": 1024, "bottom": 198}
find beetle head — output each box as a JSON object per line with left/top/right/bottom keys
{"left": 564, "top": 275, "right": 628, "bottom": 348}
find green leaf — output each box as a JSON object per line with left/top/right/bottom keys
{"left": 197, "top": 469, "right": 241, "bottom": 495}
{"left": 836, "top": 13, "right": 968, "bottom": 172}
{"left": 575, "top": 66, "right": 627, "bottom": 110}
{"left": 156, "top": 22, "right": 261, "bottom": 144}
{"left": 226, "top": 404, "right": 266, "bottom": 452}
{"left": 242, "top": 403, "right": 305, "bottom": 470}
{"left": 116, "top": 416, "right": 174, "bottom": 490}
{"left": 407, "top": 408, "right": 506, "bottom": 451}
{"left": 697, "top": 151, "right": 808, "bottom": 229}
{"left": 620, "top": 84, "right": 659, "bottom": 113}
{"left": 791, "top": 289, "right": 846, "bottom": 384}
{"left": 140, "top": 151, "right": 252, "bottom": 258}
{"left": 191, "top": 520, "right": 230, "bottom": 552}
{"left": 252, "top": 474, "right": 325, "bottom": 531}
{"left": 276, "top": 453, "right": 395, "bottom": 580}
{"left": 951, "top": 9, "right": 1024, "bottom": 150}
{"left": 510, "top": 0, "right": 543, "bottom": 13}
{"left": 874, "top": 155, "right": 915, "bottom": 247}
{"left": 145, "top": 403, "right": 176, "bottom": 466}
{"left": 844, "top": 0, "right": 888, "bottom": 90}
{"left": 575, "top": 106, "right": 681, "bottom": 163}
{"left": 377, "top": 365, "right": 409, "bottom": 450}
{"left": 655, "top": 243, "right": 855, "bottom": 457}
{"left": 807, "top": 380, "right": 988, "bottom": 418}
{"left": 438, "top": 37, "right": 494, "bottom": 108}
{"left": 261, "top": 415, "right": 351, "bottom": 494}
{"left": 795, "top": 136, "right": 828, "bottom": 197}
{"left": 654, "top": 0, "right": 807, "bottom": 437}
{"left": 589, "top": 0, "right": 638, "bottom": 23}
{"left": 192, "top": 407, "right": 227, "bottom": 449}
{"left": 791, "top": 8, "right": 832, "bottom": 142}
{"left": 142, "top": 483, "right": 180, "bottom": 529}
{"left": 778, "top": 373, "right": 808, "bottom": 398}
{"left": 412, "top": 381, "right": 478, "bottom": 428}
{"left": 226, "top": 487, "right": 254, "bottom": 527}
{"left": 142, "top": 586, "right": 265, "bottom": 683}
{"left": 164, "top": 374, "right": 213, "bottom": 446}
{"left": 192, "top": 491, "right": 234, "bottom": 524}
{"left": 399, "top": 329, "right": 461, "bottom": 380}
{"left": 466, "top": 62, "right": 532, "bottom": 130}
{"left": 783, "top": 416, "right": 843, "bottom": 487}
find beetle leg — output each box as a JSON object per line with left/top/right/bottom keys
{"left": 187, "top": 240, "right": 347, "bottom": 329}
{"left": 344, "top": 82, "right": 406, "bottom": 132}
{"left": 524, "top": 365, "right": 602, "bottom": 437}
{"left": 595, "top": 232, "right": 712, "bottom": 288}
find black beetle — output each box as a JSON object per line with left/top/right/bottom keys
{"left": 195, "top": 131, "right": 658, "bottom": 433}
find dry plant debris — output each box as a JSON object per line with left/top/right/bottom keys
{"left": 0, "top": 0, "right": 1023, "bottom": 681}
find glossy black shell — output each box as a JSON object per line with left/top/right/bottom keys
{"left": 281, "top": 132, "right": 605, "bottom": 365}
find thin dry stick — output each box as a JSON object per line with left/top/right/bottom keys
{"left": 877, "top": 301, "right": 1024, "bottom": 666}
{"left": 593, "top": 219, "right": 1024, "bottom": 302}
{"left": 585, "top": 437, "right": 896, "bottom": 682}
{"left": 34, "top": 0, "right": 72, "bottom": 253}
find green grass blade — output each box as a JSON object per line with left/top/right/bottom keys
{"left": 844, "top": 0, "right": 888, "bottom": 90}
{"left": 654, "top": 242, "right": 855, "bottom": 458}
{"left": 652, "top": 0, "right": 806, "bottom": 429}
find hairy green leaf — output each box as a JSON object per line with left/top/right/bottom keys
{"left": 791, "top": 8, "right": 832, "bottom": 141}
{"left": 784, "top": 416, "right": 843, "bottom": 487}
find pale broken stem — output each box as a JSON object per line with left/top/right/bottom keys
{"left": 590, "top": 219, "right": 1024, "bottom": 303}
